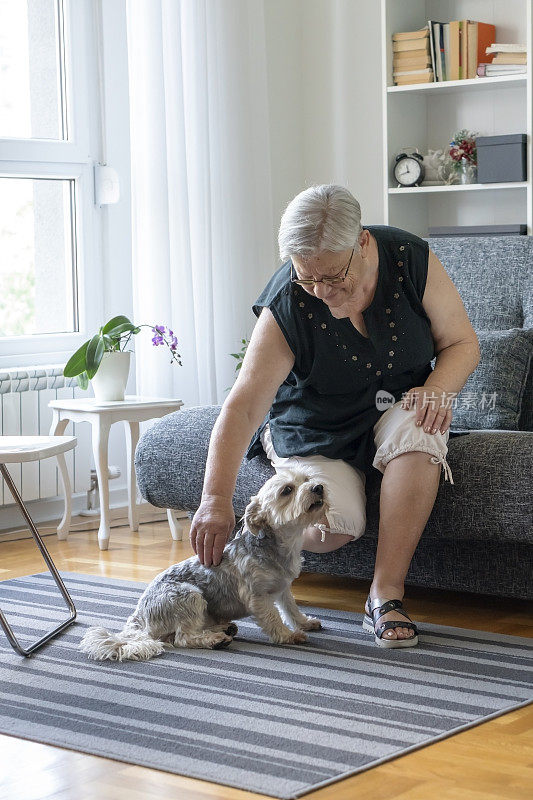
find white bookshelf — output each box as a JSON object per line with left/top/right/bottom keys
{"left": 389, "top": 181, "right": 528, "bottom": 194}
{"left": 387, "top": 73, "right": 527, "bottom": 95}
{"left": 381, "top": 0, "right": 532, "bottom": 237}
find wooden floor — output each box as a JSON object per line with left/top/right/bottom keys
{"left": 1, "top": 519, "right": 532, "bottom": 800}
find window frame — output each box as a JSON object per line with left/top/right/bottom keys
{"left": 0, "top": 0, "right": 104, "bottom": 368}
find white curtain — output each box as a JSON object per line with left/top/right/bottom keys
{"left": 126, "top": 0, "right": 275, "bottom": 407}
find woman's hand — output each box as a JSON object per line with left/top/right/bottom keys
{"left": 401, "top": 384, "right": 455, "bottom": 434}
{"left": 189, "top": 496, "right": 235, "bottom": 567}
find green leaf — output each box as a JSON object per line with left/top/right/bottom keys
{"left": 102, "top": 315, "right": 132, "bottom": 335}
{"left": 104, "top": 322, "right": 137, "bottom": 341}
{"left": 63, "top": 340, "right": 90, "bottom": 377}
{"left": 85, "top": 334, "right": 105, "bottom": 379}
{"left": 77, "top": 371, "right": 89, "bottom": 390}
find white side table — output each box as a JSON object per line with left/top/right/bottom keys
{"left": 0, "top": 436, "right": 77, "bottom": 656}
{"left": 48, "top": 396, "right": 184, "bottom": 550}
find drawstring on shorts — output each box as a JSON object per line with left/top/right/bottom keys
{"left": 315, "top": 523, "right": 338, "bottom": 542}
{"left": 429, "top": 454, "right": 455, "bottom": 484}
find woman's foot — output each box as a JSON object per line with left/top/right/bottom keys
{"left": 365, "top": 592, "right": 416, "bottom": 640}
{"left": 363, "top": 595, "right": 419, "bottom": 648}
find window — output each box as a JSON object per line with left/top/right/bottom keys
{"left": 0, "top": 0, "right": 67, "bottom": 140}
{"left": 0, "top": 0, "right": 103, "bottom": 367}
{"left": 0, "top": 177, "right": 77, "bottom": 337}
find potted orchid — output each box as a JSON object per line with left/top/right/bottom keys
{"left": 448, "top": 129, "right": 478, "bottom": 184}
{"left": 63, "top": 316, "right": 182, "bottom": 401}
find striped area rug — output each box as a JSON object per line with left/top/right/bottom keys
{"left": 1, "top": 572, "right": 532, "bottom": 799}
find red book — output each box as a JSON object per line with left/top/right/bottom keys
{"left": 468, "top": 21, "right": 496, "bottom": 78}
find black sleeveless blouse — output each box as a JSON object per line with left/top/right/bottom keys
{"left": 246, "top": 224, "right": 449, "bottom": 476}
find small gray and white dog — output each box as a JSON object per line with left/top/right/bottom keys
{"left": 79, "top": 470, "right": 328, "bottom": 661}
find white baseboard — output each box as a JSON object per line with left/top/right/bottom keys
{"left": 0, "top": 483, "right": 188, "bottom": 541}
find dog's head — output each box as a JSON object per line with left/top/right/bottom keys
{"left": 244, "top": 469, "right": 329, "bottom": 537}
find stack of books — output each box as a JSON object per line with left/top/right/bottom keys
{"left": 478, "top": 44, "right": 527, "bottom": 77}
{"left": 392, "top": 28, "right": 433, "bottom": 85}
{"left": 426, "top": 20, "right": 496, "bottom": 81}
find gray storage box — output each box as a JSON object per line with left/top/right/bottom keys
{"left": 477, "top": 134, "right": 527, "bottom": 183}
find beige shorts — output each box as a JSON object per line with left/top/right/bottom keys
{"left": 260, "top": 399, "right": 453, "bottom": 541}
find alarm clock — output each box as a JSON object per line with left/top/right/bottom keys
{"left": 394, "top": 149, "right": 425, "bottom": 187}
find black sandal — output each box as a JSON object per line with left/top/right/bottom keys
{"left": 362, "top": 594, "right": 419, "bottom": 648}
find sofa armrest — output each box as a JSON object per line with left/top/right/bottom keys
{"left": 134, "top": 405, "right": 274, "bottom": 515}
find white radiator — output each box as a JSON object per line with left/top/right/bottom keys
{"left": 0, "top": 365, "right": 92, "bottom": 507}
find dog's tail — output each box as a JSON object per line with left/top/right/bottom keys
{"left": 79, "top": 625, "right": 166, "bottom": 662}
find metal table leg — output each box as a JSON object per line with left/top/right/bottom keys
{"left": 0, "top": 464, "right": 77, "bottom": 657}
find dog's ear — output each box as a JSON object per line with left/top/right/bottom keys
{"left": 244, "top": 496, "right": 270, "bottom": 537}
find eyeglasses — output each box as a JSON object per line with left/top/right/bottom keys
{"left": 290, "top": 248, "right": 355, "bottom": 286}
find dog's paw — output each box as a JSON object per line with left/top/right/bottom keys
{"left": 272, "top": 630, "right": 308, "bottom": 645}
{"left": 208, "top": 632, "right": 233, "bottom": 649}
{"left": 213, "top": 634, "right": 233, "bottom": 649}
{"left": 224, "top": 622, "right": 239, "bottom": 637}
{"left": 288, "top": 630, "right": 308, "bottom": 644}
{"left": 300, "top": 616, "right": 322, "bottom": 631}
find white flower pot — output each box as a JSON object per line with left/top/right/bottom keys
{"left": 91, "top": 351, "right": 131, "bottom": 402}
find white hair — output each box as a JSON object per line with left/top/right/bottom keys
{"left": 278, "top": 184, "right": 364, "bottom": 262}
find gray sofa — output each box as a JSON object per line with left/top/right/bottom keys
{"left": 135, "top": 236, "right": 533, "bottom": 600}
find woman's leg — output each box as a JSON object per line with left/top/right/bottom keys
{"left": 301, "top": 516, "right": 357, "bottom": 553}
{"left": 370, "top": 451, "right": 440, "bottom": 639}
{"left": 260, "top": 424, "right": 366, "bottom": 552}
{"left": 371, "top": 400, "right": 452, "bottom": 640}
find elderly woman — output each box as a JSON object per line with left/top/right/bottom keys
{"left": 190, "top": 184, "right": 480, "bottom": 648}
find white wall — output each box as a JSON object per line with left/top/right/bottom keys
{"left": 263, "top": 0, "right": 305, "bottom": 261}
{"left": 264, "top": 0, "right": 385, "bottom": 255}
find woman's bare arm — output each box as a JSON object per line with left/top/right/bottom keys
{"left": 191, "top": 307, "right": 295, "bottom": 566}
{"left": 422, "top": 248, "right": 481, "bottom": 395}
{"left": 410, "top": 248, "right": 481, "bottom": 433}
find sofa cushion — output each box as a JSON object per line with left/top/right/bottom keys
{"left": 426, "top": 236, "right": 533, "bottom": 431}
{"left": 450, "top": 328, "right": 533, "bottom": 430}
{"left": 426, "top": 236, "right": 533, "bottom": 331}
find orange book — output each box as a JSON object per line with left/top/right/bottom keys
{"left": 477, "top": 24, "right": 496, "bottom": 66}
{"left": 467, "top": 21, "right": 496, "bottom": 78}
